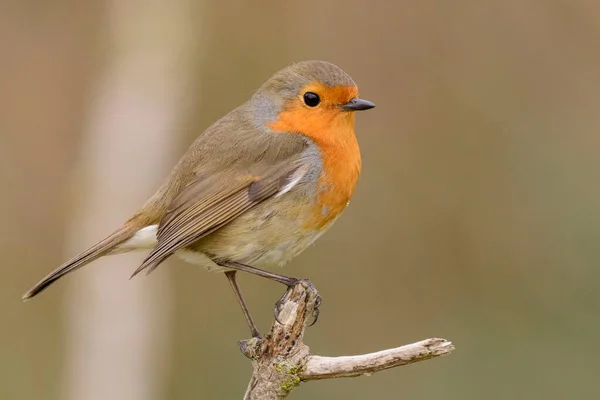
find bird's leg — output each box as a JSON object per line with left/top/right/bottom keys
{"left": 219, "top": 261, "right": 321, "bottom": 327}
{"left": 220, "top": 261, "right": 298, "bottom": 286}
{"left": 224, "top": 271, "right": 261, "bottom": 338}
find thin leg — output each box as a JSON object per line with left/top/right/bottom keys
{"left": 225, "top": 271, "right": 261, "bottom": 338}
{"left": 220, "top": 261, "right": 298, "bottom": 287}
{"left": 220, "top": 261, "right": 322, "bottom": 328}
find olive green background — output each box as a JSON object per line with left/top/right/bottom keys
{"left": 2, "top": 1, "right": 600, "bottom": 399}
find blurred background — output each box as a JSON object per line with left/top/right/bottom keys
{"left": 2, "top": 0, "right": 600, "bottom": 399}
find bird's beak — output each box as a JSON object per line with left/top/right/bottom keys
{"left": 340, "top": 98, "right": 376, "bottom": 111}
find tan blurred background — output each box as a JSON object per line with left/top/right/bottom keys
{"left": 2, "top": 1, "right": 600, "bottom": 399}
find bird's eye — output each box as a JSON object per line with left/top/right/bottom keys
{"left": 303, "top": 92, "right": 320, "bottom": 107}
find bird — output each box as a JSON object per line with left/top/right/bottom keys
{"left": 22, "top": 60, "right": 375, "bottom": 337}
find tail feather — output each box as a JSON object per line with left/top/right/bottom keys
{"left": 22, "top": 224, "right": 139, "bottom": 301}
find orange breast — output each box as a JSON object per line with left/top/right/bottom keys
{"left": 306, "top": 115, "right": 361, "bottom": 228}
{"left": 269, "top": 85, "right": 362, "bottom": 229}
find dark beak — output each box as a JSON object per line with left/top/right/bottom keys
{"left": 340, "top": 98, "right": 376, "bottom": 111}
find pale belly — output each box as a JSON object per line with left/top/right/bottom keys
{"left": 116, "top": 206, "right": 338, "bottom": 272}
{"left": 189, "top": 199, "right": 338, "bottom": 270}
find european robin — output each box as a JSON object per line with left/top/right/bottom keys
{"left": 23, "top": 60, "right": 375, "bottom": 337}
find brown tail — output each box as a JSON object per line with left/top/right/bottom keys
{"left": 22, "top": 224, "right": 140, "bottom": 301}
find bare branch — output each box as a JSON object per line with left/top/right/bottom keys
{"left": 301, "top": 338, "right": 454, "bottom": 381}
{"left": 239, "top": 281, "right": 455, "bottom": 399}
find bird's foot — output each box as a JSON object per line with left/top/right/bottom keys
{"left": 273, "top": 279, "right": 321, "bottom": 327}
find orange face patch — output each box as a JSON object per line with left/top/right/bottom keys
{"left": 301, "top": 83, "right": 359, "bottom": 107}
{"left": 269, "top": 83, "right": 359, "bottom": 146}
{"left": 270, "top": 83, "right": 362, "bottom": 229}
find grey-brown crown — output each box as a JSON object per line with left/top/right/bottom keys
{"left": 259, "top": 61, "right": 356, "bottom": 96}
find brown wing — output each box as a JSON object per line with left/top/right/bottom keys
{"left": 130, "top": 161, "right": 307, "bottom": 277}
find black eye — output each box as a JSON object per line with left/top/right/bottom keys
{"left": 303, "top": 92, "right": 320, "bottom": 107}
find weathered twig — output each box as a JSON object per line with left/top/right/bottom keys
{"left": 239, "top": 280, "right": 454, "bottom": 399}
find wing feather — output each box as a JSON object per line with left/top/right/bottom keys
{"left": 131, "top": 161, "right": 308, "bottom": 277}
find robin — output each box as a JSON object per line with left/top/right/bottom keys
{"left": 23, "top": 60, "right": 375, "bottom": 337}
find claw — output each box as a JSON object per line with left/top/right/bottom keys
{"left": 273, "top": 280, "right": 322, "bottom": 327}
{"left": 307, "top": 293, "right": 322, "bottom": 327}
{"left": 273, "top": 302, "right": 284, "bottom": 325}
{"left": 273, "top": 285, "right": 294, "bottom": 325}
{"left": 308, "top": 310, "right": 320, "bottom": 327}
